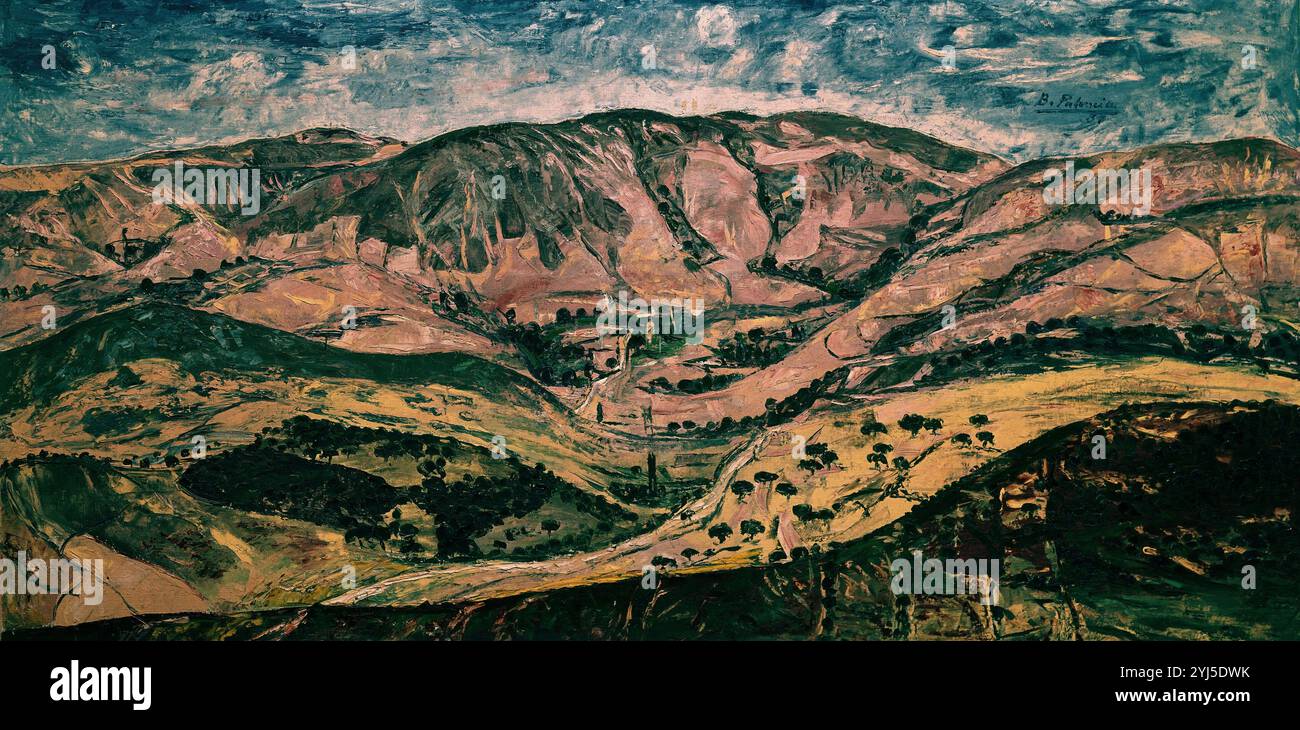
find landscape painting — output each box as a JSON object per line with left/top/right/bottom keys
{"left": 2, "top": 0, "right": 1299, "bottom": 641}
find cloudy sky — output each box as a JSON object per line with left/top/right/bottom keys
{"left": 1, "top": 0, "right": 1296, "bottom": 165}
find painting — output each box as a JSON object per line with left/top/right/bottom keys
{"left": 2, "top": 0, "right": 1299, "bottom": 643}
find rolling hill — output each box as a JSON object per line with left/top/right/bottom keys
{"left": 4, "top": 110, "right": 1300, "bottom": 639}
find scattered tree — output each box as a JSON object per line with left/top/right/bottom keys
{"left": 860, "top": 421, "right": 888, "bottom": 437}
{"left": 899, "top": 413, "right": 927, "bottom": 437}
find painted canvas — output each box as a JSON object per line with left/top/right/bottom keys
{"left": 2, "top": 0, "right": 1299, "bottom": 644}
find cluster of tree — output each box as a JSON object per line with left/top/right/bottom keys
{"left": 950, "top": 430, "right": 996, "bottom": 448}
{"left": 646, "top": 371, "right": 742, "bottom": 394}
{"left": 178, "top": 446, "right": 401, "bottom": 534}
{"left": 413, "top": 461, "right": 557, "bottom": 558}
{"left": 922, "top": 317, "right": 1300, "bottom": 387}
{"left": 500, "top": 525, "right": 618, "bottom": 560}
{"left": 263, "top": 416, "right": 462, "bottom": 464}
{"left": 866, "top": 441, "right": 895, "bottom": 469}
{"left": 792, "top": 503, "right": 837, "bottom": 523}
{"left": 609, "top": 472, "right": 709, "bottom": 510}
{"left": 798, "top": 442, "right": 840, "bottom": 474}
{"left": 695, "top": 368, "right": 847, "bottom": 436}
{"left": 503, "top": 320, "right": 593, "bottom": 386}
{"left": 551, "top": 307, "right": 593, "bottom": 327}
{"left": 713, "top": 326, "right": 798, "bottom": 368}
{"left": 412, "top": 459, "right": 630, "bottom": 560}
{"left": 101, "top": 237, "right": 165, "bottom": 266}
{"left": 860, "top": 420, "right": 888, "bottom": 437}
{"left": 898, "top": 413, "right": 944, "bottom": 437}
{"left": 757, "top": 255, "right": 827, "bottom": 287}
{"left": 0, "top": 450, "right": 103, "bottom": 471}
{"left": 0, "top": 282, "right": 48, "bottom": 300}
{"left": 831, "top": 246, "right": 908, "bottom": 299}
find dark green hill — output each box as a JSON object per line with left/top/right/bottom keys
{"left": 0, "top": 302, "right": 553, "bottom": 413}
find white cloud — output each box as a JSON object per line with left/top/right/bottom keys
{"left": 696, "top": 5, "right": 738, "bottom": 47}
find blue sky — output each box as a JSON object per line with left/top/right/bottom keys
{"left": 1, "top": 0, "right": 1296, "bottom": 164}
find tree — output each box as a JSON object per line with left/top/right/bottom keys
{"left": 969, "top": 414, "right": 990, "bottom": 427}
{"left": 164, "top": 454, "right": 179, "bottom": 467}
{"left": 753, "top": 470, "right": 779, "bottom": 486}
{"left": 708, "top": 523, "right": 733, "bottom": 544}
{"left": 139, "top": 278, "right": 154, "bottom": 292}
{"left": 951, "top": 433, "right": 973, "bottom": 448}
{"left": 740, "top": 520, "right": 764, "bottom": 541}
{"left": 923, "top": 417, "right": 943, "bottom": 434}
{"left": 730, "top": 480, "right": 755, "bottom": 503}
{"left": 681, "top": 547, "right": 700, "bottom": 561}
{"left": 899, "top": 413, "right": 927, "bottom": 436}
{"left": 892, "top": 456, "right": 910, "bottom": 471}
{"left": 798, "top": 458, "right": 821, "bottom": 475}
{"left": 541, "top": 519, "right": 560, "bottom": 535}
{"left": 860, "top": 421, "right": 888, "bottom": 437}
{"left": 976, "top": 431, "right": 996, "bottom": 447}
{"left": 595, "top": 402, "right": 604, "bottom": 423}
{"left": 775, "top": 482, "right": 798, "bottom": 498}
{"left": 867, "top": 453, "right": 888, "bottom": 469}
{"left": 872, "top": 442, "right": 894, "bottom": 456}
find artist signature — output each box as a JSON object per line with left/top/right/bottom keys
{"left": 1031, "top": 92, "right": 1120, "bottom": 121}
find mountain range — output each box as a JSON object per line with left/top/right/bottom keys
{"left": 3, "top": 109, "right": 1299, "bottom": 639}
